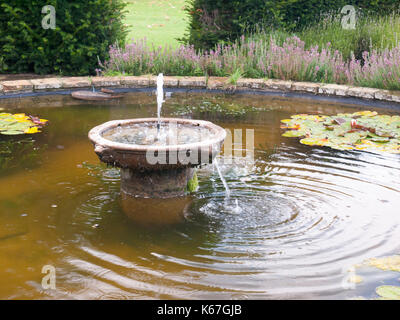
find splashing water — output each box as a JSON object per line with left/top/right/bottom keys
{"left": 103, "top": 122, "right": 217, "bottom": 146}
{"left": 214, "top": 159, "right": 231, "bottom": 198}
{"left": 156, "top": 73, "right": 164, "bottom": 132}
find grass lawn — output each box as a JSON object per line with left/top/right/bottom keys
{"left": 124, "top": 0, "right": 188, "bottom": 47}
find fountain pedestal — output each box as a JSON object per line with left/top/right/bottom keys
{"left": 88, "top": 118, "right": 226, "bottom": 223}
{"left": 120, "top": 167, "right": 195, "bottom": 198}
{"left": 120, "top": 193, "right": 193, "bottom": 226}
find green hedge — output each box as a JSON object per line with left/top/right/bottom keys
{"left": 183, "top": 0, "right": 400, "bottom": 49}
{"left": 0, "top": 0, "right": 127, "bottom": 75}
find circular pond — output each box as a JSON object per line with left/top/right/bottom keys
{"left": 0, "top": 91, "right": 399, "bottom": 299}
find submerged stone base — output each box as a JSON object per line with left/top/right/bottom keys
{"left": 121, "top": 192, "right": 192, "bottom": 226}
{"left": 120, "top": 168, "right": 197, "bottom": 224}
{"left": 120, "top": 167, "right": 195, "bottom": 198}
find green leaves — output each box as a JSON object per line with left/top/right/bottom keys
{"left": 282, "top": 130, "right": 306, "bottom": 137}
{"left": 367, "top": 255, "right": 400, "bottom": 272}
{"left": 0, "top": 0, "right": 127, "bottom": 75}
{"left": 184, "top": 0, "right": 399, "bottom": 50}
{"left": 376, "top": 286, "right": 400, "bottom": 300}
{"left": 0, "top": 113, "right": 48, "bottom": 136}
{"left": 281, "top": 111, "right": 400, "bottom": 154}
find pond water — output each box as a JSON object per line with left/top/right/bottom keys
{"left": 0, "top": 91, "right": 399, "bottom": 299}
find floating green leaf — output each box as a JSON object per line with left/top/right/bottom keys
{"left": 376, "top": 286, "right": 400, "bottom": 300}
{"left": 282, "top": 130, "right": 305, "bottom": 138}
{"left": 281, "top": 111, "right": 400, "bottom": 154}
{"left": 348, "top": 275, "right": 363, "bottom": 284}
{"left": 0, "top": 113, "right": 48, "bottom": 136}
{"left": 367, "top": 255, "right": 400, "bottom": 272}
{"left": 1, "top": 130, "right": 25, "bottom": 136}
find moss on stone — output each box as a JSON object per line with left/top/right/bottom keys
{"left": 186, "top": 171, "right": 198, "bottom": 193}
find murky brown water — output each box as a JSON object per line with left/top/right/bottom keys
{"left": 0, "top": 91, "right": 399, "bottom": 299}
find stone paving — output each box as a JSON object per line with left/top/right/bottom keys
{"left": 1, "top": 76, "right": 400, "bottom": 103}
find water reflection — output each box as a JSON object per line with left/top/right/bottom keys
{"left": 0, "top": 92, "right": 399, "bottom": 299}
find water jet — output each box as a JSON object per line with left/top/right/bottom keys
{"left": 88, "top": 75, "right": 226, "bottom": 221}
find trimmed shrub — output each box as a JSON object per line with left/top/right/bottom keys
{"left": 182, "top": 0, "right": 400, "bottom": 49}
{"left": 0, "top": 0, "right": 127, "bottom": 75}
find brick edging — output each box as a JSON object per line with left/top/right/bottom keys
{"left": 1, "top": 76, "right": 400, "bottom": 103}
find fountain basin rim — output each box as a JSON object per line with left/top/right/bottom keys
{"left": 88, "top": 117, "right": 227, "bottom": 153}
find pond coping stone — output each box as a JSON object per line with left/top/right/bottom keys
{"left": 1, "top": 76, "right": 400, "bottom": 105}
{"left": 149, "top": 75, "right": 179, "bottom": 87}
{"left": 236, "top": 78, "right": 265, "bottom": 89}
{"left": 61, "top": 77, "right": 92, "bottom": 89}
{"left": 347, "top": 87, "right": 379, "bottom": 100}
{"left": 389, "top": 92, "right": 400, "bottom": 103}
{"left": 374, "top": 90, "right": 400, "bottom": 103}
{"left": 31, "top": 78, "right": 63, "bottom": 91}
{"left": 207, "top": 77, "right": 228, "bottom": 89}
{"left": 264, "top": 79, "right": 293, "bottom": 91}
{"left": 318, "top": 84, "right": 349, "bottom": 96}
{"left": 292, "top": 82, "right": 320, "bottom": 94}
{"left": 91, "top": 76, "right": 121, "bottom": 87}
{"left": 1, "top": 80, "right": 34, "bottom": 93}
{"left": 120, "top": 76, "right": 150, "bottom": 87}
{"left": 178, "top": 76, "right": 206, "bottom": 88}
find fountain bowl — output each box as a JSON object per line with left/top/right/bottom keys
{"left": 88, "top": 118, "right": 226, "bottom": 199}
{"left": 88, "top": 118, "right": 226, "bottom": 170}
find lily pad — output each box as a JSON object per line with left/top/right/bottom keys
{"left": 0, "top": 130, "right": 25, "bottom": 136}
{"left": 348, "top": 275, "right": 363, "bottom": 284}
{"left": 282, "top": 130, "right": 306, "bottom": 138}
{"left": 0, "top": 113, "right": 48, "bottom": 136}
{"left": 281, "top": 111, "right": 400, "bottom": 154}
{"left": 376, "top": 286, "right": 400, "bottom": 300}
{"left": 367, "top": 255, "right": 400, "bottom": 272}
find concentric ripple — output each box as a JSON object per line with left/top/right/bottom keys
{"left": 54, "top": 146, "right": 400, "bottom": 300}
{"left": 170, "top": 147, "right": 400, "bottom": 298}
{"left": 1, "top": 92, "right": 400, "bottom": 300}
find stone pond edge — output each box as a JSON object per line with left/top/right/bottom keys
{"left": 1, "top": 76, "right": 400, "bottom": 104}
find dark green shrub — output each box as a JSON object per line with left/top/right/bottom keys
{"left": 181, "top": 0, "right": 275, "bottom": 49}
{"left": 183, "top": 0, "right": 400, "bottom": 49}
{"left": 0, "top": 0, "right": 127, "bottom": 75}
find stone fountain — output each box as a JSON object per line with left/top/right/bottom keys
{"left": 88, "top": 74, "right": 226, "bottom": 224}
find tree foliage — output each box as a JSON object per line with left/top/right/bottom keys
{"left": 182, "top": 0, "right": 400, "bottom": 49}
{"left": 0, "top": 0, "right": 127, "bottom": 75}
